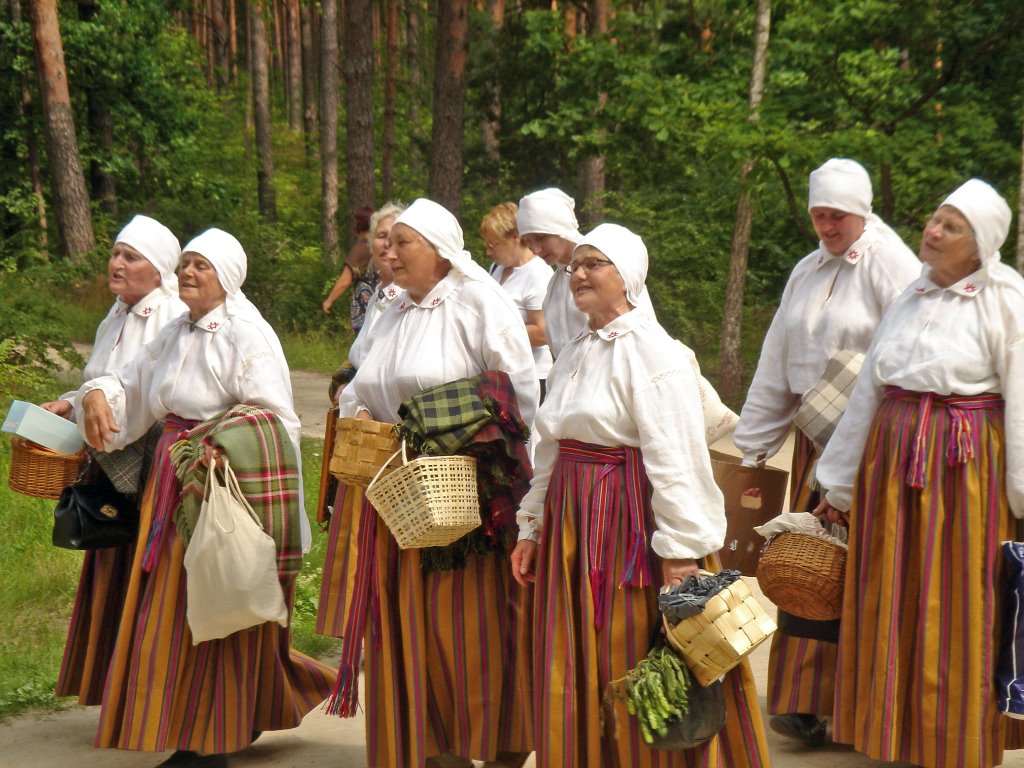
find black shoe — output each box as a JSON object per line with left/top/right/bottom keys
{"left": 155, "top": 751, "right": 228, "bottom": 768}
{"left": 769, "top": 713, "right": 827, "bottom": 748}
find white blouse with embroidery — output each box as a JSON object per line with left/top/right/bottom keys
{"left": 516, "top": 309, "right": 726, "bottom": 560}
{"left": 733, "top": 220, "right": 920, "bottom": 465}
{"left": 74, "top": 303, "right": 311, "bottom": 550}
{"left": 337, "top": 270, "right": 540, "bottom": 429}
{"left": 492, "top": 257, "right": 555, "bottom": 379}
{"left": 543, "top": 266, "right": 588, "bottom": 358}
{"left": 815, "top": 261, "right": 1024, "bottom": 517}
{"left": 348, "top": 282, "right": 400, "bottom": 370}
{"left": 59, "top": 286, "right": 187, "bottom": 404}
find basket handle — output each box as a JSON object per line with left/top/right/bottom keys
{"left": 366, "top": 438, "right": 407, "bottom": 491}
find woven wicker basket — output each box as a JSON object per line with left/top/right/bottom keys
{"left": 328, "top": 417, "right": 400, "bottom": 487}
{"left": 756, "top": 532, "right": 846, "bottom": 621}
{"left": 365, "top": 441, "right": 480, "bottom": 549}
{"left": 8, "top": 437, "right": 85, "bottom": 499}
{"left": 663, "top": 576, "right": 776, "bottom": 687}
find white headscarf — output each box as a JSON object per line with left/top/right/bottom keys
{"left": 940, "top": 178, "right": 1011, "bottom": 266}
{"left": 516, "top": 188, "right": 583, "bottom": 243}
{"left": 574, "top": 223, "right": 649, "bottom": 309}
{"left": 807, "top": 158, "right": 873, "bottom": 218}
{"left": 115, "top": 214, "right": 181, "bottom": 291}
{"left": 180, "top": 228, "right": 261, "bottom": 317}
{"left": 393, "top": 198, "right": 496, "bottom": 284}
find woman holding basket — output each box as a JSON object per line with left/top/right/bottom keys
{"left": 511, "top": 224, "right": 771, "bottom": 768}
{"left": 335, "top": 198, "right": 539, "bottom": 768}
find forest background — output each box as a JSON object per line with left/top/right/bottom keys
{"left": 1, "top": 0, "right": 1023, "bottom": 719}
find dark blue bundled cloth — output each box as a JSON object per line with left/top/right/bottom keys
{"left": 998, "top": 541, "right": 1024, "bottom": 719}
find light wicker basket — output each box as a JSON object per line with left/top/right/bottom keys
{"left": 663, "top": 575, "right": 776, "bottom": 687}
{"left": 364, "top": 441, "right": 480, "bottom": 549}
{"left": 8, "top": 437, "right": 85, "bottom": 500}
{"left": 756, "top": 532, "right": 846, "bottom": 621}
{"left": 329, "top": 417, "right": 400, "bottom": 487}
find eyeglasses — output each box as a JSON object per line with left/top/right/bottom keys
{"left": 566, "top": 257, "right": 615, "bottom": 275}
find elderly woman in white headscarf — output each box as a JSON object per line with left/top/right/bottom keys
{"left": 516, "top": 187, "right": 588, "bottom": 357}
{"left": 732, "top": 158, "right": 919, "bottom": 747}
{"left": 511, "top": 223, "right": 772, "bottom": 768}
{"left": 43, "top": 214, "right": 187, "bottom": 710}
{"left": 812, "top": 179, "right": 1024, "bottom": 768}
{"left": 75, "top": 228, "right": 333, "bottom": 767}
{"left": 335, "top": 198, "right": 538, "bottom": 768}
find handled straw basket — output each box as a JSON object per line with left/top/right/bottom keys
{"left": 663, "top": 575, "right": 776, "bottom": 687}
{"left": 329, "top": 417, "right": 400, "bottom": 487}
{"left": 8, "top": 437, "right": 85, "bottom": 499}
{"left": 364, "top": 441, "right": 480, "bottom": 549}
{"left": 756, "top": 532, "right": 846, "bottom": 621}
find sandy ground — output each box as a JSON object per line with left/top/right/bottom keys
{"left": 8, "top": 362, "right": 1022, "bottom": 768}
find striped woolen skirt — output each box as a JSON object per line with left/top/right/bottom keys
{"left": 765, "top": 429, "right": 837, "bottom": 717}
{"left": 833, "top": 388, "right": 1024, "bottom": 768}
{"left": 533, "top": 440, "right": 771, "bottom": 768}
{"left": 315, "top": 481, "right": 365, "bottom": 637}
{"left": 94, "top": 420, "right": 336, "bottom": 755}
{"left": 361, "top": 512, "right": 533, "bottom": 767}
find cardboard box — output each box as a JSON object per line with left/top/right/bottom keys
{"left": 709, "top": 450, "right": 789, "bottom": 576}
{"left": 2, "top": 400, "right": 84, "bottom": 455}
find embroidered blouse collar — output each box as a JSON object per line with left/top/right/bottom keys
{"left": 116, "top": 286, "right": 172, "bottom": 318}
{"left": 576, "top": 307, "right": 646, "bottom": 342}
{"left": 911, "top": 264, "right": 990, "bottom": 298}
{"left": 397, "top": 272, "right": 460, "bottom": 312}
{"left": 189, "top": 302, "right": 230, "bottom": 333}
{"left": 814, "top": 230, "right": 874, "bottom": 269}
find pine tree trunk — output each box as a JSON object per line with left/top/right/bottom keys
{"left": 285, "top": 0, "right": 302, "bottom": 129}
{"left": 29, "top": 0, "right": 94, "bottom": 260}
{"left": 480, "top": 0, "right": 503, "bottom": 165}
{"left": 381, "top": 0, "right": 398, "bottom": 196}
{"left": 576, "top": 0, "right": 608, "bottom": 227}
{"left": 251, "top": 0, "right": 277, "bottom": 221}
{"left": 428, "top": 0, "right": 468, "bottom": 216}
{"left": 718, "top": 0, "right": 771, "bottom": 404}
{"left": 211, "top": 0, "right": 231, "bottom": 89}
{"left": 320, "top": 0, "right": 340, "bottom": 263}
{"left": 344, "top": 0, "right": 375, "bottom": 225}
{"left": 300, "top": 0, "right": 317, "bottom": 163}
{"left": 406, "top": 0, "right": 421, "bottom": 136}
{"left": 76, "top": 0, "right": 117, "bottom": 215}
{"left": 228, "top": 0, "right": 238, "bottom": 83}
{"left": 12, "top": 0, "right": 48, "bottom": 256}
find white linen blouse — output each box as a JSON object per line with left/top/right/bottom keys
{"left": 815, "top": 261, "right": 1024, "bottom": 517}
{"left": 337, "top": 270, "right": 540, "bottom": 428}
{"left": 491, "top": 257, "right": 555, "bottom": 379}
{"left": 516, "top": 309, "right": 726, "bottom": 561}
{"left": 733, "top": 219, "right": 919, "bottom": 465}
{"left": 542, "top": 266, "right": 588, "bottom": 358}
{"left": 75, "top": 302, "right": 311, "bottom": 550}
{"left": 347, "top": 282, "right": 400, "bottom": 370}
{"left": 59, "top": 286, "right": 187, "bottom": 404}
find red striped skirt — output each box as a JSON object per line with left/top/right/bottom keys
{"left": 834, "top": 388, "right": 1024, "bottom": 767}
{"left": 765, "top": 429, "right": 837, "bottom": 716}
{"left": 532, "top": 439, "right": 770, "bottom": 768}
{"left": 316, "top": 481, "right": 365, "bottom": 637}
{"left": 93, "top": 417, "right": 335, "bottom": 755}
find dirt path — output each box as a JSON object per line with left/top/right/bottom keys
{"left": 5, "top": 363, "right": 1013, "bottom": 767}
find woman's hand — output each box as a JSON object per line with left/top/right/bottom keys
{"left": 40, "top": 399, "right": 73, "bottom": 419}
{"left": 812, "top": 497, "right": 849, "bottom": 525}
{"left": 203, "top": 442, "right": 224, "bottom": 470}
{"left": 355, "top": 408, "right": 373, "bottom": 420}
{"left": 661, "top": 557, "right": 699, "bottom": 588}
{"left": 81, "top": 390, "right": 120, "bottom": 451}
{"left": 511, "top": 539, "right": 537, "bottom": 587}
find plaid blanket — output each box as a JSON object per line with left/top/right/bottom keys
{"left": 395, "top": 370, "right": 532, "bottom": 571}
{"left": 170, "top": 405, "right": 304, "bottom": 578}
{"left": 793, "top": 350, "right": 865, "bottom": 453}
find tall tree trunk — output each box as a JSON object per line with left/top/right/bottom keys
{"left": 300, "top": 0, "right": 317, "bottom": 163}
{"left": 718, "top": 0, "right": 771, "bottom": 404}
{"left": 13, "top": 0, "right": 48, "bottom": 256}
{"left": 251, "top": 0, "right": 277, "bottom": 221}
{"left": 29, "top": 0, "right": 94, "bottom": 260}
{"left": 77, "top": 0, "right": 116, "bottom": 214}
{"left": 576, "top": 0, "right": 609, "bottom": 227}
{"left": 285, "top": 0, "right": 302, "bottom": 129}
{"left": 428, "top": 0, "right": 468, "bottom": 215}
{"left": 480, "top": 0, "right": 503, "bottom": 166}
{"left": 320, "top": 0, "right": 340, "bottom": 263}
{"left": 228, "top": 0, "right": 238, "bottom": 83}
{"left": 211, "top": 0, "right": 231, "bottom": 89}
{"left": 381, "top": 0, "right": 398, "bottom": 196}
{"left": 344, "top": 0, "right": 375, "bottom": 228}
{"left": 406, "top": 0, "right": 421, "bottom": 135}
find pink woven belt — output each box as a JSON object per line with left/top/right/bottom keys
{"left": 883, "top": 386, "right": 1004, "bottom": 489}
{"left": 557, "top": 439, "right": 651, "bottom": 627}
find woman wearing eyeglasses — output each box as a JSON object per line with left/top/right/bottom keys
{"left": 511, "top": 224, "right": 771, "bottom": 768}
